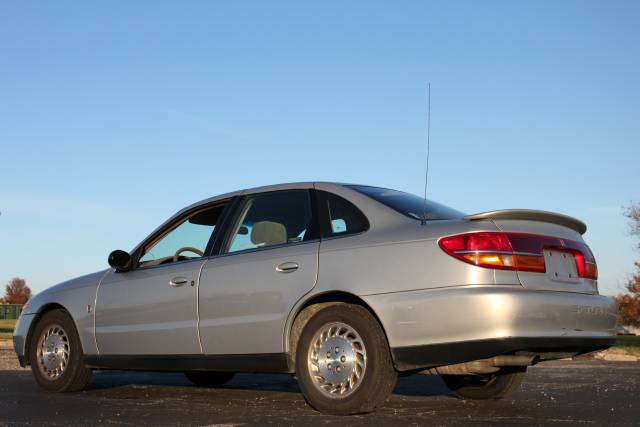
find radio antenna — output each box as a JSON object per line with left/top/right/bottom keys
{"left": 421, "top": 83, "right": 431, "bottom": 225}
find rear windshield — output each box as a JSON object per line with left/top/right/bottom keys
{"left": 347, "top": 185, "right": 465, "bottom": 221}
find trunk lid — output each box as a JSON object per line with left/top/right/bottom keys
{"left": 466, "top": 210, "right": 598, "bottom": 294}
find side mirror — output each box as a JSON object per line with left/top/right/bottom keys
{"left": 108, "top": 250, "right": 132, "bottom": 272}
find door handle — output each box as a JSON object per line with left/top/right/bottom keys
{"left": 276, "top": 262, "right": 299, "bottom": 273}
{"left": 169, "top": 277, "right": 189, "bottom": 287}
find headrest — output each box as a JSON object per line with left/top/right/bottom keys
{"left": 250, "top": 221, "right": 287, "bottom": 246}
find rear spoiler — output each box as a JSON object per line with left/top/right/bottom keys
{"left": 465, "top": 209, "right": 587, "bottom": 235}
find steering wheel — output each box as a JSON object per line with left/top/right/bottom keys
{"left": 173, "top": 247, "right": 205, "bottom": 262}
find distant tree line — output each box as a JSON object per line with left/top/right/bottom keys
{"left": 1, "top": 277, "right": 31, "bottom": 305}
{"left": 615, "top": 203, "right": 640, "bottom": 327}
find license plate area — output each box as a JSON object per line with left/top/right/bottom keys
{"left": 543, "top": 249, "right": 579, "bottom": 283}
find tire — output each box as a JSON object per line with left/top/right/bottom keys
{"left": 442, "top": 367, "right": 526, "bottom": 400}
{"left": 184, "top": 371, "right": 235, "bottom": 387}
{"left": 28, "top": 309, "right": 93, "bottom": 392}
{"left": 295, "top": 304, "right": 397, "bottom": 415}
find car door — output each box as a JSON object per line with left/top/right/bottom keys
{"left": 198, "top": 188, "right": 320, "bottom": 355}
{"left": 95, "top": 201, "right": 229, "bottom": 355}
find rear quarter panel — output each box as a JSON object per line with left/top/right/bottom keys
{"left": 314, "top": 220, "right": 520, "bottom": 297}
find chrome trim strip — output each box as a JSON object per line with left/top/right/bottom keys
{"left": 454, "top": 250, "right": 542, "bottom": 257}
{"left": 134, "top": 257, "right": 207, "bottom": 272}
{"left": 215, "top": 238, "right": 320, "bottom": 259}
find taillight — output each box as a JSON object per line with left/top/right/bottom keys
{"left": 438, "top": 232, "right": 597, "bottom": 279}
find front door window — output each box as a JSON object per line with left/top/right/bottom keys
{"left": 138, "top": 203, "right": 226, "bottom": 268}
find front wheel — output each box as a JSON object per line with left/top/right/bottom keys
{"left": 442, "top": 367, "right": 526, "bottom": 400}
{"left": 28, "top": 309, "right": 93, "bottom": 392}
{"left": 295, "top": 304, "right": 397, "bottom": 415}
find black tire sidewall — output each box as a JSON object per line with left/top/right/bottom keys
{"left": 28, "top": 309, "right": 90, "bottom": 392}
{"left": 295, "top": 304, "right": 397, "bottom": 415}
{"left": 443, "top": 367, "right": 526, "bottom": 400}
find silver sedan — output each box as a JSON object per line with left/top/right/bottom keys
{"left": 13, "top": 182, "right": 617, "bottom": 414}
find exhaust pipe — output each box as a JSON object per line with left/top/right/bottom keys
{"left": 491, "top": 355, "right": 540, "bottom": 367}
{"left": 421, "top": 355, "right": 539, "bottom": 376}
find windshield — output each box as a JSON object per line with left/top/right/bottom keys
{"left": 347, "top": 185, "right": 465, "bottom": 221}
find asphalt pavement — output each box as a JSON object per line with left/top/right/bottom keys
{"left": 0, "top": 349, "right": 638, "bottom": 426}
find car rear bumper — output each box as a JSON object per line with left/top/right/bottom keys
{"left": 362, "top": 286, "right": 617, "bottom": 371}
{"left": 391, "top": 336, "right": 615, "bottom": 371}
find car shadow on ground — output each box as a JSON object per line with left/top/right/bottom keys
{"left": 80, "top": 370, "right": 455, "bottom": 398}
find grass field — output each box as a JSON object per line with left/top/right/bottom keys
{"left": 612, "top": 335, "right": 640, "bottom": 356}
{"left": 0, "top": 319, "right": 17, "bottom": 341}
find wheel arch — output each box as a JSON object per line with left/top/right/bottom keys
{"left": 23, "top": 303, "right": 72, "bottom": 366}
{"left": 284, "top": 290, "right": 391, "bottom": 373}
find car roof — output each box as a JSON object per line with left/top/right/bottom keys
{"left": 164, "top": 182, "right": 353, "bottom": 229}
{"left": 130, "top": 182, "right": 423, "bottom": 254}
{"left": 185, "top": 181, "right": 350, "bottom": 210}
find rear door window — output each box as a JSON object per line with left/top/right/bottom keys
{"left": 226, "top": 190, "right": 317, "bottom": 253}
{"left": 317, "top": 191, "right": 369, "bottom": 237}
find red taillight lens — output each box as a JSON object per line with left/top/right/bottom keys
{"left": 572, "top": 247, "right": 598, "bottom": 280}
{"left": 438, "top": 232, "right": 597, "bottom": 279}
{"left": 584, "top": 262, "right": 598, "bottom": 280}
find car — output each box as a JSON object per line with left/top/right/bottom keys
{"left": 13, "top": 182, "right": 617, "bottom": 414}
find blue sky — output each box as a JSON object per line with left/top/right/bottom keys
{"left": 0, "top": 1, "right": 638, "bottom": 296}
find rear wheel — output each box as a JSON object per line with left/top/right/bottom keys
{"left": 442, "top": 367, "right": 526, "bottom": 400}
{"left": 295, "top": 304, "right": 397, "bottom": 415}
{"left": 184, "top": 371, "right": 235, "bottom": 387}
{"left": 28, "top": 309, "right": 92, "bottom": 392}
